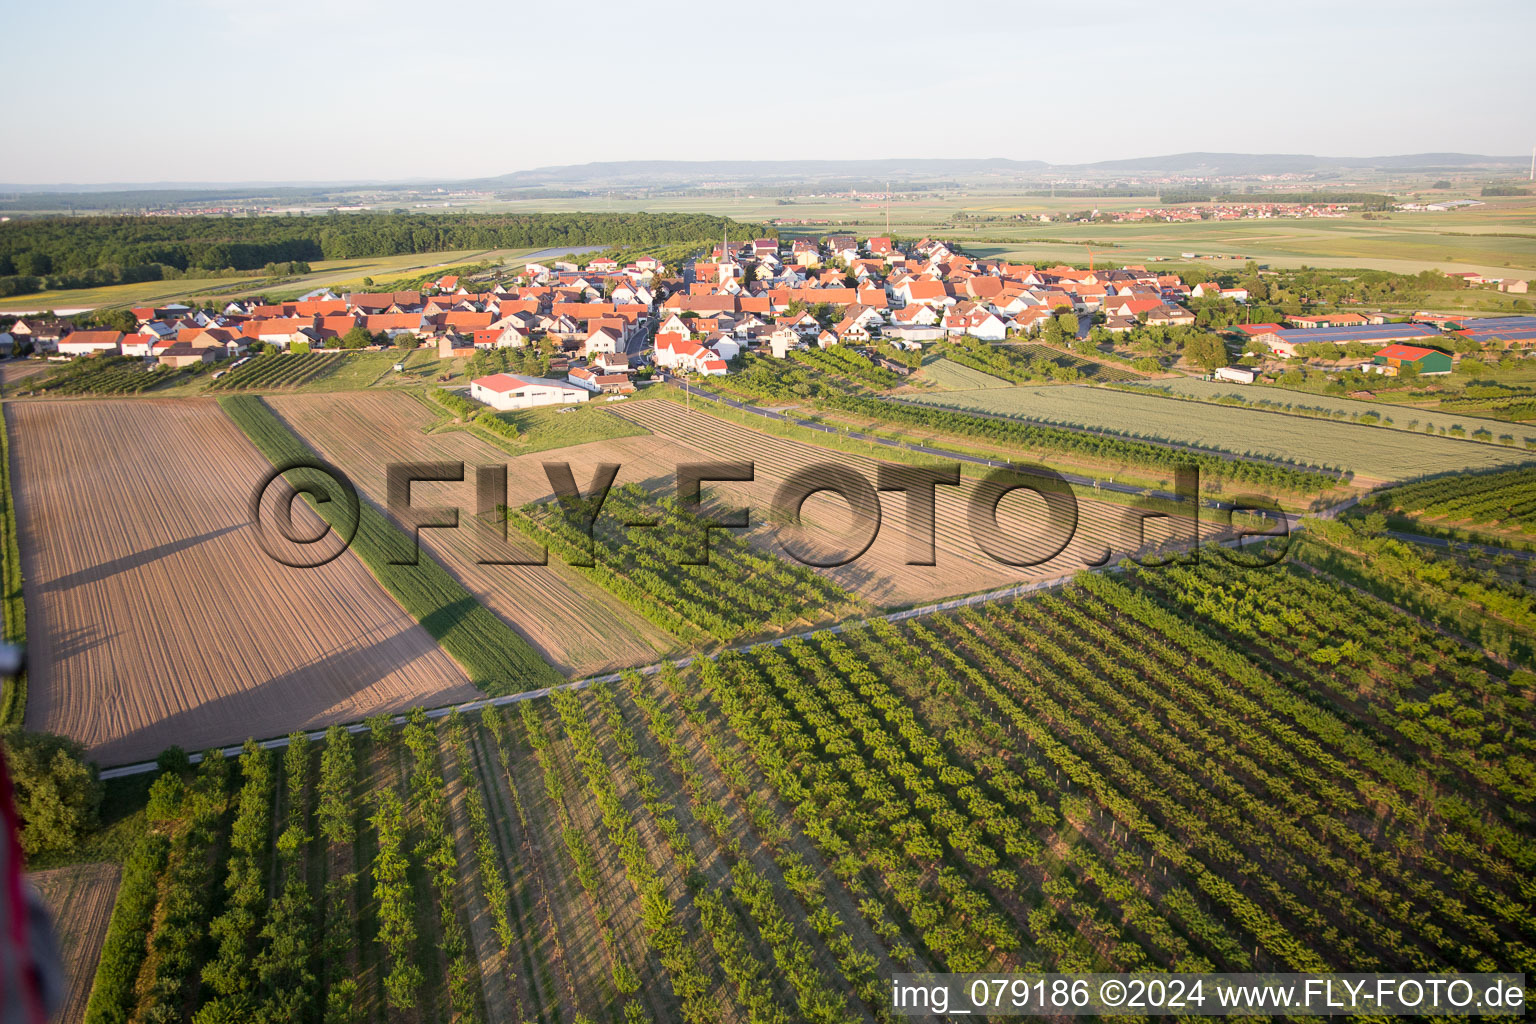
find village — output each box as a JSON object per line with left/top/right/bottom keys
{"left": 2, "top": 233, "right": 1533, "bottom": 411}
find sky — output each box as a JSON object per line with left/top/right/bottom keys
{"left": 7, "top": 0, "right": 1534, "bottom": 185}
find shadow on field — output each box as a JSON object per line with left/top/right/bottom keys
{"left": 41, "top": 523, "right": 244, "bottom": 594}
{"left": 49, "top": 624, "right": 116, "bottom": 662}
{"left": 91, "top": 620, "right": 455, "bottom": 767}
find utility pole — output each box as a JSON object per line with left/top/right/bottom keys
{"left": 886, "top": 180, "right": 891, "bottom": 236}
{"left": 1530, "top": 145, "right": 1534, "bottom": 181}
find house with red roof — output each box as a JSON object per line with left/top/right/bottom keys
{"left": 944, "top": 308, "right": 1009, "bottom": 341}
{"left": 654, "top": 334, "right": 727, "bottom": 375}
{"left": 58, "top": 330, "right": 124, "bottom": 356}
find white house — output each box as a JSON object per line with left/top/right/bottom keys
{"left": 470, "top": 373, "right": 591, "bottom": 411}
{"left": 120, "top": 334, "right": 156, "bottom": 357}
{"left": 768, "top": 326, "right": 798, "bottom": 358}
{"left": 654, "top": 335, "right": 728, "bottom": 375}
{"left": 658, "top": 313, "right": 692, "bottom": 337}
{"left": 708, "top": 335, "right": 741, "bottom": 361}
{"left": 584, "top": 325, "right": 624, "bottom": 356}
{"left": 57, "top": 330, "right": 124, "bottom": 356}
{"left": 943, "top": 308, "right": 1009, "bottom": 341}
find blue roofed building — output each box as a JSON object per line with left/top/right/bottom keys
{"left": 1254, "top": 322, "right": 1442, "bottom": 357}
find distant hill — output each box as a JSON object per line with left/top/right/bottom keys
{"left": 468, "top": 152, "right": 1527, "bottom": 187}
{"left": 1077, "top": 152, "right": 1527, "bottom": 176}
{"left": 3, "top": 153, "right": 1526, "bottom": 196}
{"left": 462, "top": 158, "right": 1051, "bottom": 188}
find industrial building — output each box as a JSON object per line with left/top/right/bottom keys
{"left": 1370, "top": 344, "right": 1452, "bottom": 376}
{"left": 1255, "top": 322, "right": 1442, "bottom": 358}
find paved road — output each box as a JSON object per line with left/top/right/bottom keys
{"left": 97, "top": 567, "right": 1093, "bottom": 779}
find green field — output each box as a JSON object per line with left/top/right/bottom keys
{"left": 488, "top": 190, "right": 1536, "bottom": 279}
{"left": 900, "top": 383, "right": 1536, "bottom": 482}
{"left": 915, "top": 357, "right": 1013, "bottom": 390}
{"left": 0, "top": 246, "right": 553, "bottom": 313}
{"left": 1129, "top": 377, "right": 1534, "bottom": 445}
{"left": 484, "top": 400, "right": 649, "bottom": 454}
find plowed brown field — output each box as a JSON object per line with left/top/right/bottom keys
{"left": 10, "top": 398, "right": 477, "bottom": 765}
{"left": 26, "top": 862, "right": 120, "bottom": 1024}
{"left": 265, "top": 391, "right": 682, "bottom": 676}
{"left": 611, "top": 399, "right": 1220, "bottom": 608}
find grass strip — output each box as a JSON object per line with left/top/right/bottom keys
{"left": 219, "top": 394, "right": 561, "bottom": 694}
{"left": 0, "top": 406, "right": 25, "bottom": 727}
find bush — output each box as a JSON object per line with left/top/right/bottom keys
{"left": 156, "top": 745, "right": 191, "bottom": 774}
{"left": 145, "top": 773, "right": 185, "bottom": 822}
{"left": 1, "top": 729, "right": 101, "bottom": 855}
{"left": 474, "top": 410, "right": 521, "bottom": 441}
{"left": 426, "top": 387, "right": 481, "bottom": 420}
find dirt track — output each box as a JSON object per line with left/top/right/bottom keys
{"left": 27, "top": 862, "right": 120, "bottom": 1024}
{"left": 10, "top": 398, "right": 478, "bottom": 765}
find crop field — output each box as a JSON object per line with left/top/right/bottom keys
{"left": 19, "top": 356, "right": 196, "bottom": 397}
{"left": 495, "top": 190, "right": 1536, "bottom": 278}
{"left": 28, "top": 862, "right": 121, "bottom": 1024}
{"left": 0, "top": 246, "right": 555, "bottom": 314}
{"left": 264, "top": 390, "right": 680, "bottom": 676}
{"left": 8, "top": 398, "right": 478, "bottom": 765}
{"left": 1365, "top": 464, "right": 1536, "bottom": 534}
{"left": 1133, "top": 376, "right": 1535, "bottom": 443}
{"left": 0, "top": 358, "right": 52, "bottom": 395}
{"left": 507, "top": 483, "right": 860, "bottom": 646}
{"left": 933, "top": 336, "right": 1144, "bottom": 386}
{"left": 206, "top": 351, "right": 346, "bottom": 391}
{"left": 915, "top": 357, "right": 1012, "bottom": 390}
{"left": 1007, "top": 342, "right": 1146, "bottom": 382}
{"left": 486, "top": 401, "right": 650, "bottom": 455}
{"left": 902, "top": 383, "right": 1536, "bottom": 484}
{"left": 611, "top": 399, "right": 1224, "bottom": 609}
{"left": 77, "top": 551, "right": 1535, "bottom": 1024}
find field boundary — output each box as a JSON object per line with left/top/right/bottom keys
{"left": 219, "top": 394, "right": 562, "bottom": 693}
{"left": 0, "top": 404, "right": 26, "bottom": 727}
{"left": 99, "top": 567, "right": 1093, "bottom": 778}
{"left": 663, "top": 376, "right": 1304, "bottom": 508}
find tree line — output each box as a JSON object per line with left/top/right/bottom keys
{"left": 0, "top": 211, "right": 772, "bottom": 293}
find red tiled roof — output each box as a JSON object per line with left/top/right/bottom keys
{"left": 1376, "top": 344, "right": 1441, "bottom": 360}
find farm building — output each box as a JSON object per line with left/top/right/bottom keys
{"left": 470, "top": 373, "right": 590, "bottom": 411}
{"left": 57, "top": 330, "right": 124, "bottom": 356}
{"left": 1371, "top": 344, "right": 1452, "bottom": 376}
{"left": 567, "top": 366, "right": 636, "bottom": 396}
{"left": 1451, "top": 316, "right": 1536, "bottom": 347}
{"left": 1287, "top": 313, "right": 1369, "bottom": 329}
{"left": 1256, "top": 323, "right": 1441, "bottom": 358}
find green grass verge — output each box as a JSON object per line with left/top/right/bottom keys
{"left": 0, "top": 405, "right": 25, "bottom": 728}
{"left": 486, "top": 402, "right": 648, "bottom": 454}
{"left": 218, "top": 395, "right": 561, "bottom": 694}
